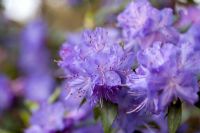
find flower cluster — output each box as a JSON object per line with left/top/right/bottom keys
{"left": 58, "top": 0, "right": 200, "bottom": 132}
{"left": 127, "top": 40, "right": 200, "bottom": 113}
{"left": 117, "top": 0, "right": 173, "bottom": 38}
{"left": 118, "top": 0, "right": 200, "bottom": 114}
{"left": 58, "top": 28, "right": 135, "bottom": 104}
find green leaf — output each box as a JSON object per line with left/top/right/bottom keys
{"left": 48, "top": 87, "right": 61, "bottom": 103}
{"left": 93, "top": 107, "right": 101, "bottom": 121}
{"left": 19, "top": 110, "right": 30, "bottom": 126}
{"left": 168, "top": 99, "right": 182, "bottom": 133}
{"left": 99, "top": 102, "right": 118, "bottom": 133}
{"left": 25, "top": 101, "right": 38, "bottom": 111}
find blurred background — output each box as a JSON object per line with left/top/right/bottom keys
{"left": 1, "top": 0, "right": 200, "bottom": 133}
{"left": 0, "top": 0, "right": 131, "bottom": 132}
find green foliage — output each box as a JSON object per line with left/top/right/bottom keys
{"left": 93, "top": 102, "right": 118, "bottom": 133}
{"left": 48, "top": 87, "right": 61, "bottom": 103}
{"left": 168, "top": 99, "right": 182, "bottom": 133}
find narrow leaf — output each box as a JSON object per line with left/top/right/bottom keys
{"left": 93, "top": 107, "right": 101, "bottom": 121}
{"left": 48, "top": 88, "right": 61, "bottom": 103}
{"left": 100, "top": 102, "right": 118, "bottom": 133}
{"left": 168, "top": 99, "right": 182, "bottom": 133}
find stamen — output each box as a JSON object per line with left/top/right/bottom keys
{"left": 126, "top": 98, "right": 147, "bottom": 114}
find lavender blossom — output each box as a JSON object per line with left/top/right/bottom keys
{"left": 24, "top": 74, "right": 54, "bottom": 102}
{"left": 58, "top": 27, "right": 135, "bottom": 104}
{"left": 115, "top": 100, "right": 168, "bottom": 133}
{"left": 30, "top": 102, "right": 65, "bottom": 132}
{"left": 117, "top": 0, "right": 173, "bottom": 39}
{"left": 126, "top": 66, "right": 160, "bottom": 114}
{"left": 63, "top": 102, "right": 103, "bottom": 133}
{"left": 176, "top": 24, "right": 200, "bottom": 75}
{"left": 127, "top": 40, "right": 200, "bottom": 113}
{"left": 60, "top": 84, "right": 103, "bottom": 132}
{"left": 26, "top": 87, "right": 102, "bottom": 133}
{"left": 59, "top": 81, "right": 91, "bottom": 113}
{"left": 20, "top": 19, "right": 50, "bottom": 74}
{"left": 141, "top": 113, "right": 168, "bottom": 133}
{"left": 20, "top": 19, "right": 54, "bottom": 102}
{"left": 59, "top": 82, "right": 83, "bottom": 111}
{"left": 25, "top": 125, "right": 47, "bottom": 133}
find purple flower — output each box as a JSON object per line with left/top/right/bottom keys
{"left": 20, "top": 19, "right": 54, "bottom": 102}
{"left": 177, "top": 26, "right": 200, "bottom": 75}
{"left": 59, "top": 82, "right": 83, "bottom": 111}
{"left": 141, "top": 113, "right": 168, "bottom": 133}
{"left": 25, "top": 125, "right": 47, "bottom": 133}
{"left": 127, "top": 40, "right": 200, "bottom": 113}
{"left": 137, "top": 42, "right": 177, "bottom": 70}
{"left": 21, "top": 19, "right": 47, "bottom": 47}
{"left": 27, "top": 87, "right": 99, "bottom": 133}
{"left": 64, "top": 103, "right": 103, "bottom": 133}
{"left": 24, "top": 74, "right": 54, "bottom": 102}
{"left": 115, "top": 105, "right": 168, "bottom": 133}
{"left": 30, "top": 102, "right": 65, "bottom": 132}
{"left": 117, "top": 0, "right": 173, "bottom": 39}
{"left": 137, "top": 27, "right": 180, "bottom": 48}
{"left": 19, "top": 19, "right": 50, "bottom": 74}
{"left": 59, "top": 81, "right": 93, "bottom": 114}
{"left": 126, "top": 66, "right": 160, "bottom": 114}
{"left": 0, "top": 75, "right": 13, "bottom": 111}
{"left": 58, "top": 27, "right": 135, "bottom": 104}
{"left": 60, "top": 85, "right": 104, "bottom": 132}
